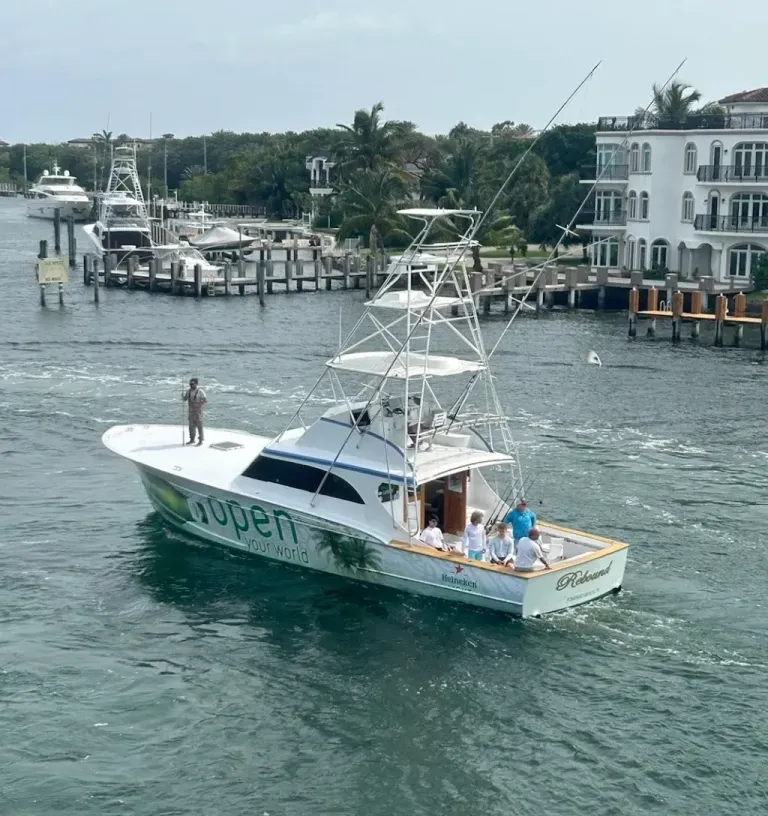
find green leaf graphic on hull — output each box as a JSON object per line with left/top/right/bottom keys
{"left": 144, "top": 473, "right": 194, "bottom": 524}
{"left": 315, "top": 530, "right": 381, "bottom": 574}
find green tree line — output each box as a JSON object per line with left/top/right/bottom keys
{"left": 0, "top": 83, "right": 713, "bottom": 252}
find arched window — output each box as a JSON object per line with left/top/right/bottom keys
{"left": 684, "top": 143, "right": 697, "bottom": 174}
{"left": 651, "top": 239, "right": 669, "bottom": 271}
{"left": 642, "top": 143, "right": 652, "bottom": 172}
{"left": 626, "top": 237, "right": 636, "bottom": 270}
{"left": 682, "top": 192, "right": 695, "bottom": 223}
{"left": 628, "top": 191, "right": 638, "bottom": 220}
{"left": 730, "top": 193, "right": 768, "bottom": 230}
{"left": 594, "top": 236, "right": 620, "bottom": 267}
{"left": 728, "top": 243, "right": 767, "bottom": 277}
{"left": 630, "top": 143, "right": 640, "bottom": 173}
{"left": 733, "top": 142, "right": 768, "bottom": 181}
{"left": 637, "top": 238, "right": 647, "bottom": 271}
{"left": 640, "top": 191, "right": 650, "bottom": 220}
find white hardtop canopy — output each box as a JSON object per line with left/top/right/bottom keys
{"left": 398, "top": 207, "right": 481, "bottom": 219}
{"left": 327, "top": 350, "right": 484, "bottom": 379}
{"left": 366, "top": 290, "right": 473, "bottom": 311}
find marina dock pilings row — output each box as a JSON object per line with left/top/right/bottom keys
{"left": 81, "top": 251, "right": 388, "bottom": 305}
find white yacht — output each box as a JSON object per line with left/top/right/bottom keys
{"left": 27, "top": 165, "right": 91, "bottom": 221}
{"left": 102, "top": 208, "right": 627, "bottom": 618}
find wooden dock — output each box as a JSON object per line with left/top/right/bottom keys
{"left": 629, "top": 287, "right": 768, "bottom": 347}
{"left": 82, "top": 252, "right": 387, "bottom": 304}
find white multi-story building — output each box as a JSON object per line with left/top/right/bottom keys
{"left": 579, "top": 87, "right": 768, "bottom": 283}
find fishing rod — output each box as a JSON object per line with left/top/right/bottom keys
{"left": 488, "top": 469, "right": 537, "bottom": 529}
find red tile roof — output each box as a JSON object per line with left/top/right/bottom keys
{"left": 719, "top": 88, "right": 768, "bottom": 104}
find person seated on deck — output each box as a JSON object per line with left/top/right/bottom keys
{"left": 488, "top": 521, "right": 514, "bottom": 565}
{"left": 504, "top": 528, "right": 550, "bottom": 571}
{"left": 419, "top": 516, "right": 445, "bottom": 551}
{"left": 504, "top": 498, "right": 537, "bottom": 542}
{"left": 462, "top": 510, "right": 487, "bottom": 561}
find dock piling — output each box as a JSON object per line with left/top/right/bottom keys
{"left": 170, "top": 262, "right": 179, "bottom": 295}
{"left": 671, "top": 291, "right": 684, "bottom": 343}
{"left": 126, "top": 256, "right": 136, "bottom": 289}
{"left": 257, "top": 261, "right": 266, "bottom": 307}
{"left": 628, "top": 287, "right": 639, "bottom": 338}
{"left": 647, "top": 288, "right": 659, "bottom": 337}
{"left": 714, "top": 294, "right": 727, "bottom": 346}
{"left": 83, "top": 254, "right": 92, "bottom": 285}
{"left": 67, "top": 217, "right": 76, "bottom": 266}
{"left": 267, "top": 260, "right": 274, "bottom": 294}
{"left": 761, "top": 300, "right": 768, "bottom": 350}
{"left": 324, "top": 255, "right": 333, "bottom": 291}
{"left": 224, "top": 262, "right": 232, "bottom": 296}
{"left": 93, "top": 261, "right": 100, "bottom": 303}
{"left": 194, "top": 264, "right": 202, "bottom": 299}
{"left": 296, "top": 259, "right": 304, "bottom": 292}
{"left": 58, "top": 282, "right": 64, "bottom": 307}
{"left": 53, "top": 208, "right": 61, "bottom": 254}
{"left": 148, "top": 258, "right": 157, "bottom": 292}
{"left": 39, "top": 239, "right": 48, "bottom": 260}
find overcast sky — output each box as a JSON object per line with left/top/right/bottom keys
{"left": 1, "top": 0, "right": 766, "bottom": 143}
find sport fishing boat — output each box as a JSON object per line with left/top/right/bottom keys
{"left": 102, "top": 208, "right": 627, "bottom": 617}
{"left": 84, "top": 145, "right": 221, "bottom": 279}
{"left": 27, "top": 165, "right": 91, "bottom": 221}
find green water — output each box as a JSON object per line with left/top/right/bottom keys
{"left": 1, "top": 198, "right": 767, "bottom": 815}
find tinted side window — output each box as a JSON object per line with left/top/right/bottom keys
{"left": 243, "top": 456, "right": 364, "bottom": 504}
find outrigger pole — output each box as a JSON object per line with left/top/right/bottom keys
{"left": 301, "top": 63, "right": 606, "bottom": 506}
{"left": 485, "top": 58, "right": 689, "bottom": 362}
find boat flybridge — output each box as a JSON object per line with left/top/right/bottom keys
{"left": 102, "top": 207, "right": 627, "bottom": 617}
{"left": 27, "top": 164, "right": 91, "bottom": 221}
{"left": 83, "top": 145, "right": 222, "bottom": 280}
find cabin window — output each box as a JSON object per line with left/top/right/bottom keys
{"left": 350, "top": 408, "right": 371, "bottom": 428}
{"left": 242, "top": 455, "right": 365, "bottom": 504}
{"left": 378, "top": 482, "right": 399, "bottom": 502}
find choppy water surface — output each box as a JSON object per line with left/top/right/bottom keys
{"left": 1, "top": 197, "right": 767, "bottom": 815}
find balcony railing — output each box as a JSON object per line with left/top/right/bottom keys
{"left": 598, "top": 113, "right": 768, "bottom": 132}
{"left": 694, "top": 214, "right": 768, "bottom": 233}
{"left": 581, "top": 210, "right": 627, "bottom": 226}
{"left": 696, "top": 165, "right": 768, "bottom": 183}
{"left": 580, "top": 164, "right": 629, "bottom": 181}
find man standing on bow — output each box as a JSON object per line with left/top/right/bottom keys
{"left": 504, "top": 498, "right": 537, "bottom": 543}
{"left": 182, "top": 377, "right": 207, "bottom": 446}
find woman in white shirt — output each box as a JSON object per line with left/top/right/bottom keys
{"left": 462, "top": 510, "right": 487, "bottom": 561}
{"left": 419, "top": 517, "right": 445, "bottom": 550}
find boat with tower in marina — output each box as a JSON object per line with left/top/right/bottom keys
{"left": 83, "top": 145, "right": 221, "bottom": 280}
{"left": 102, "top": 206, "right": 627, "bottom": 617}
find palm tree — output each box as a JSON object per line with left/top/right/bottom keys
{"left": 421, "top": 137, "right": 485, "bottom": 208}
{"left": 336, "top": 168, "right": 411, "bottom": 250}
{"left": 315, "top": 530, "right": 382, "bottom": 573}
{"left": 336, "top": 102, "right": 405, "bottom": 174}
{"left": 635, "top": 81, "right": 723, "bottom": 126}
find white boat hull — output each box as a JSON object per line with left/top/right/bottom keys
{"left": 130, "top": 460, "right": 626, "bottom": 618}
{"left": 27, "top": 199, "right": 92, "bottom": 222}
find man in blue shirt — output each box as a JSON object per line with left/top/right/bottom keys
{"left": 504, "top": 498, "right": 537, "bottom": 542}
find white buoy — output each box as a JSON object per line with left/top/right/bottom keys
{"left": 587, "top": 350, "right": 602, "bottom": 366}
